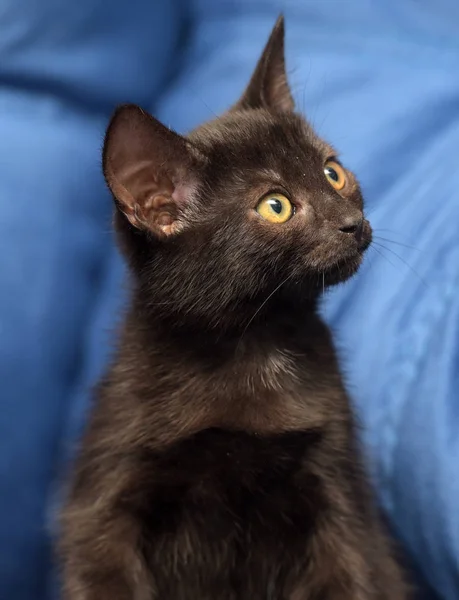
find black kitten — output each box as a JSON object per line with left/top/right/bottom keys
{"left": 60, "top": 16, "right": 408, "bottom": 600}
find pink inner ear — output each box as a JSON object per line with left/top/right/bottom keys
{"left": 103, "top": 104, "right": 199, "bottom": 236}
{"left": 107, "top": 160, "right": 196, "bottom": 236}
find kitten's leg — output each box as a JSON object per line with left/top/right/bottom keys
{"left": 60, "top": 505, "right": 152, "bottom": 600}
{"left": 287, "top": 528, "right": 408, "bottom": 600}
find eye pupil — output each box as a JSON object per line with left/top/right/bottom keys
{"left": 326, "top": 167, "right": 339, "bottom": 182}
{"left": 324, "top": 161, "right": 347, "bottom": 192}
{"left": 256, "top": 193, "right": 293, "bottom": 224}
{"left": 268, "top": 199, "right": 283, "bottom": 214}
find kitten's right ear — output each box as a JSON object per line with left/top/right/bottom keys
{"left": 103, "top": 104, "right": 201, "bottom": 236}
{"left": 232, "top": 15, "right": 294, "bottom": 113}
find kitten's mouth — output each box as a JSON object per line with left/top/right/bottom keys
{"left": 357, "top": 222, "right": 372, "bottom": 253}
{"left": 358, "top": 236, "right": 371, "bottom": 253}
{"left": 322, "top": 237, "right": 371, "bottom": 285}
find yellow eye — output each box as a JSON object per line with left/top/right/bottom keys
{"left": 256, "top": 193, "right": 293, "bottom": 224}
{"left": 324, "top": 161, "right": 347, "bottom": 191}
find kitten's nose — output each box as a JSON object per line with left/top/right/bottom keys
{"left": 339, "top": 216, "right": 364, "bottom": 242}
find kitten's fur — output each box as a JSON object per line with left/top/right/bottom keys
{"left": 60, "top": 16, "right": 408, "bottom": 600}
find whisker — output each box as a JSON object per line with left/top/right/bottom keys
{"left": 366, "top": 246, "right": 376, "bottom": 275}
{"left": 373, "top": 228, "right": 419, "bottom": 243}
{"left": 373, "top": 235, "right": 419, "bottom": 251}
{"left": 370, "top": 244, "right": 399, "bottom": 272}
{"left": 375, "top": 228, "right": 409, "bottom": 234}
{"left": 236, "top": 272, "right": 296, "bottom": 354}
{"left": 185, "top": 84, "right": 219, "bottom": 119}
{"left": 371, "top": 241, "right": 429, "bottom": 289}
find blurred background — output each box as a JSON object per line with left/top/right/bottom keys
{"left": 0, "top": 1, "right": 458, "bottom": 599}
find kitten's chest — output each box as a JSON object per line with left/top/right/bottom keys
{"left": 134, "top": 429, "right": 330, "bottom": 596}
{"left": 142, "top": 428, "right": 323, "bottom": 522}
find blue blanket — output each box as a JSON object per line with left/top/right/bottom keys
{"left": 0, "top": 1, "right": 457, "bottom": 598}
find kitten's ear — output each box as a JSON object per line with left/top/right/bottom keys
{"left": 233, "top": 15, "right": 294, "bottom": 113}
{"left": 103, "top": 104, "right": 201, "bottom": 236}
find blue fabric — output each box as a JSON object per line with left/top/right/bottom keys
{"left": 0, "top": 1, "right": 457, "bottom": 599}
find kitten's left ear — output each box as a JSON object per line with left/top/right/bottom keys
{"left": 233, "top": 15, "right": 294, "bottom": 113}
{"left": 103, "top": 104, "right": 202, "bottom": 236}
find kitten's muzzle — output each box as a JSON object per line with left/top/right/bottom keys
{"left": 339, "top": 215, "right": 363, "bottom": 239}
{"left": 339, "top": 215, "right": 371, "bottom": 252}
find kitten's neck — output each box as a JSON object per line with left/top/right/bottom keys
{"left": 121, "top": 293, "right": 335, "bottom": 402}
{"left": 104, "top": 293, "right": 345, "bottom": 445}
{"left": 134, "top": 290, "right": 320, "bottom": 361}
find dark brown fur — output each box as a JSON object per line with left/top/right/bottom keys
{"left": 59, "top": 16, "right": 408, "bottom": 600}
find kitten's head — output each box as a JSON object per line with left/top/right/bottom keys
{"left": 103, "top": 16, "right": 371, "bottom": 330}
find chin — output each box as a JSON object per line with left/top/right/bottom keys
{"left": 323, "top": 249, "right": 366, "bottom": 286}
